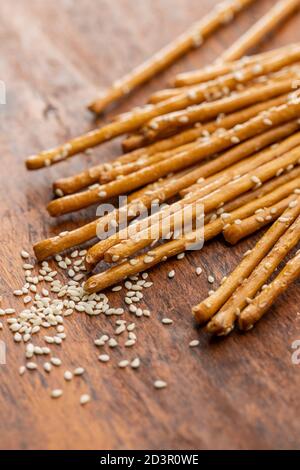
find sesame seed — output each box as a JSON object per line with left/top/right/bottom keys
{"left": 168, "top": 270, "right": 175, "bottom": 279}
{"left": 21, "top": 250, "right": 30, "bottom": 259}
{"left": 51, "top": 357, "right": 62, "bottom": 366}
{"left": 118, "top": 360, "right": 129, "bottom": 368}
{"left": 51, "top": 389, "right": 63, "bottom": 399}
{"left": 189, "top": 340, "right": 200, "bottom": 348}
{"left": 154, "top": 380, "right": 167, "bottom": 389}
{"left": 64, "top": 371, "right": 73, "bottom": 381}
{"left": 74, "top": 367, "right": 85, "bottom": 376}
{"left": 131, "top": 358, "right": 141, "bottom": 369}
{"left": 208, "top": 276, "right": 215, "bottom": 284}
{"left": 162, "top": 318, "right": 173, "bottom": 325}
{"left": 80, "top": 394, "right": 91, "bottom": 405}
{"left": 98, "top": 354, "right": 110, "bottom": 363}
{"left": 196, "top": 267, "right": 202, "bottom": 276}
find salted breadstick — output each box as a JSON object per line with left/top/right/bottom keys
{"left": 122, "top": 92, "right": 291, "bottom": 151}
{"left": 192, "top": 196, "right": 300, "bottom": 325}
{"left": 87, "top": 0, "right": 255, "bottom": 114}
{"left": 124, "top": 120, "right": 300, "bottom": 198}
{"left": 221, "top": 166, "right": 300, "bottom": 213}
{"left": 207, "top": 207, "right": 300, "bottom": 335}
{"left": 145, "top": 77, "right": 300, "bottom": 137}
{"left": 104, "top": 141, "right": 300, "bottom": 262}
{"left": 239, "top": 250, "right": 300, "bottom": 330}
{"left": 86, "top": 149, "right": 300, "bottom": 269}
{"left": 105, "top": 95, "right": 295, "bottom": 182}
{"left": 47, "top": 98, "right": 300, "bottom": 217}
{"left": 83, "top": 188, "right": 300, "bottom": 294}
{"left": 181, "top": 122, "right": 300, "bottom": 196}
{"left": 102, "top": 178, "right": 299, "bottom": 267}
{"left": 218, "top": 0, "right": 300, "bottom": 63}
{"left": 223, "top": 193, "right": 300, "bottom": 244}
{"left": 26, "top": 45, "right": 300, "bottom": 170}
{"left": 174, "top": 1, "right": 300, "bottom": 88}
{"left": 150, "top": 58, "right": 300, "bottom": 104}
{"left": 34, "top": 163, "right": 300, "bottom": 263}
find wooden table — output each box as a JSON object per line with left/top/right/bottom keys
{"left": 1, "top": 0, "right": 300, "bottom": 450}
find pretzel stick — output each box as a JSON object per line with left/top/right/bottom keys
{"left": 218, "top": 0, "right": 300, "bottom": 63}
{"left": 180, "top": 122, "right": 300, "bottom": 196}
{"left": 174, "top": 3, "right": 300, "bottom": 88}
{"left": 207, "top": 208, "right": 300, "bottom": 335}
{"left": 33, "top": 163, "right": 300, "bottom": 263}
{"left": 223, "top": 193, "right": 300, "bottom": 244}
{"left": 104, "top": 142, "right": 300, "bottom": 262}
{"left": 221, "top": 166, "right": 300, "bottom": 212}
{"left": 108, "top": 119, "right": 300, "bottom": 188}
{"left": 83, "top": 187, "right": 300, "bottom": 293}
{"left": 239, "top": 250, "right": 300, "bottom": 330}
{"left": 86, "top": 144, "right": 300, "bottom": 269}
{"left": 104, "top": 95, "right": 294, "bottom": 183}
{"left": 121, "top": 92, "right": 291, "bottom": 151}
{"left": 192, "top": 196, "right": 300, "bottom": 325}
{"left": 26, "top": 46, "right": 300, "bottom": 170}
{"left": 149, "top": 63, "right": 295, "bottom": 103}
{"left": 87, "top": 0, "right": 255, "bottom": 114}
{"left": 47, "top": 99, "right": 300, "bottom": 217}
{"left": 145, "top": 77, "right": 300, "bottom": 137}
{"left": 100, "top": 178, "right": 300, "bottom": 269}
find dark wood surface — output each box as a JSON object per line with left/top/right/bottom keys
{"left": 1, "top": 0, "right": 300, "bottom": 450}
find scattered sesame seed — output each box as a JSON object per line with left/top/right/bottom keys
{"left": 98, "top": 354, "right": 110, "bottom": 363}
{"left": 80, "top": 394, "right": 91, "bottom": 405}
{"left": 51, "top": 389, "right": 63, "bottom": 399}
{"left": 118, "top": 360, "right": 129, "bottom": 368}
{"left": 64, "top": 371, "right": 73, "bottom": 381}
{"left": 154, "top": 380, "right": 167, "bottom": 389}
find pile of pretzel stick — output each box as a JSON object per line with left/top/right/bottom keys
{"left": 25, "top": 0, "right": 300, "bottom": 335}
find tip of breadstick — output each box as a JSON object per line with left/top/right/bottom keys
{"left": 222, "top": 226, "right": 242, "bottom": 245}
{"left": 84, "top": 253, "right": 96, "bottom": 272}
{"left": 33, "top": 240, "right": 52, "bottom": 262}
{"left": 83, "top": 277, "right": 100, "bottom": 294}
{"left": 192, "top": 303, "right": 213, "bottom": 324}
{"left": 25, "top": 156, "right": 42, "bottom": 170}
{"left": 238, "top": 310, "right": 255, "bottom": 331}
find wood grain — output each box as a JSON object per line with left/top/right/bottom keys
{"left": 1, "top": 0, "right": 300, "bottom": 450}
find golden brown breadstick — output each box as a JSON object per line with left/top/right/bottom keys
{"left": 122, "top": 92, "right": 291, "bottom": 151}
{"left": 218, "top": 0, "right": 300, "bottom": 63}
{"left": 83, "top": 188, "right": 300, "bottom": 293}
{"left": 47, "top": 98, "right": 300, "bottom": 217}
{"left": 239, "top": 250, "right": 300, "bottom": 330}
{"left": 192, "top": 196, "right": 300, "bottom": 325}
{"left": 145, "top": 77, "right": 300, "bottom": 137}
{"left": 86, "top": 161, "right": 300, "bottom": 270}
{"left": 88, "top": 0, "right": 255, "bottom": 114}
{"left": 84, "top": 228, "right": 204, "bottom": 293}
{"left": 223, "top": 193, "right": 300, "bottom": 244}
{"left": 27, "top": 46, "right": 300, "bottom": 170}
{"left": 181, "top": 122, "right": 300, "bottom": 196}
{"left": 104, "top": 140, "right": 300, "bottom": 263}
{"left": 150, "top": 58, "right": 300, "bottom": 104}
{"left": 222, "top": 166, "right": 300, "bottom": 212}
{"left": 33, "top": 163, "right": 300, "bottom": 263}
{"left": 207, "top": 207, "right": 300, "bottom": 335}
{"left": 103, "top": 115, "right": 297, "bottom": 183}
{"left": 109, "top": 95, "right": 294, "bottom": 183}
